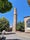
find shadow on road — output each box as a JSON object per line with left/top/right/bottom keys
{"left": 7, "top": 39, "right": 21, "bottom": 40}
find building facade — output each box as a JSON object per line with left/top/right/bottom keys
{"left": 24, "top": 16, "right": 30, "bottom": 32}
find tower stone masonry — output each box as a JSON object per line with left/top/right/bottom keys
{"left": 12, "top": 8, "right": 17, "bottom": 32}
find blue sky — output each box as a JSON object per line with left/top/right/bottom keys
{"left": 0, "top": 0, "right": 30, "bottom": 26}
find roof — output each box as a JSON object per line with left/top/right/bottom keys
{"left": 24, "top": 16, "right": 30, "bottom": 18}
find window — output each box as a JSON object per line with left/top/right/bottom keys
{"left": 26, "top": 19, "right": 30, "bottom": 27}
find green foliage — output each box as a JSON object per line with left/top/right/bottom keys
{"left": 0, "top": 0, "right": 12, "bottom": 13}
{"left": 16, "top": 22, "right": 20, "bottom": 31}
{"left": 16, "top": 21, "right": 25, "bottom": 32}
{"left": 0, "top": 17, "right": 10, "bottom": 32}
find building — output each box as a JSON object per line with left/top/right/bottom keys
{"left": 24, "top": 16, "right": 30, "bottom": 32}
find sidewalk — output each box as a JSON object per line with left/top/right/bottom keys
{"left": 16, "top": 31, "right": 30, "bottom": 38}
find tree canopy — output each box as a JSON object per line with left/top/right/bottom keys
{"left": 28, "top": 0, "right": 30, "bottom": 5}
{"left": 0, "top": 17, "right": 10, "bottom": 32}
{"left": 0, "top": 0, "right": 12, "bottom": 13}
{"left": 16, "top": 21, "right": 25, "bottom": 32}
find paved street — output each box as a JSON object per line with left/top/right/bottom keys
{"left": 0, "top": 32, "right": 30, "bottom": 40}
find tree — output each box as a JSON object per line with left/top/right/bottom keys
{"left": 28, "top": 0, "right": 30, "bottom": 5}
{"left": 16, "top": 21, "right": 25, "bottom": 32}
{"left": 0, "top": 17, "right": 10, "bottom": 32}
{"left": 0, "top": 0, "right": 12, "bottom": 31}
{"left": 19, "top": 22, "right": 24, "bottom": 32}
{"left": 0, "top": 0, "right": 12, "bottom": 13}
{"left": 16, "top": 22, "right": 20, "bottom": 31}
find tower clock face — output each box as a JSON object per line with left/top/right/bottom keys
{"left": 28, "top": 0, "right": 30, "bottom": 5}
